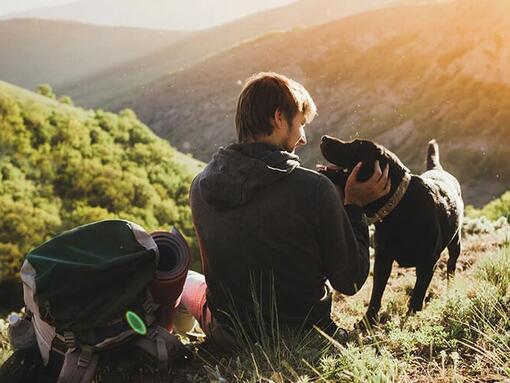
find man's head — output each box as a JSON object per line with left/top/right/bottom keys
{"left": 235, "top": 72, "right": 317, "bottom": 152}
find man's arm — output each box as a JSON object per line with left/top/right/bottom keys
{"left": 316, "top": 161, "right": 391, "bottom": 295}
{"left": 315, "top": 176, "right": 370, "bottom": 295}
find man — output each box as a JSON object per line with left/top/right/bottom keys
{"left": 180, "top": 72, "right": 390, "bottom": 346}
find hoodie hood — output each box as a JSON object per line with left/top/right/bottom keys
{"left": 197, "top": 142, "right": 301, "bottom": 209}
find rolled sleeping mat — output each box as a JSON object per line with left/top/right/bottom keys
{"left": 149, "top": 227, "right": 191, "bottom": 332}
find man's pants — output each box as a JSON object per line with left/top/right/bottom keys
{"left": 180, "top": 270, "right": 236, "bottom": 348}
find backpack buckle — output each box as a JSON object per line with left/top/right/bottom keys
{"left": 77, "top": 348, "right": 93, "bottom": 367}
{"left": 63, "top": 331, "right": 76, "bottom": 348}
{"left": 148, "top": 327, "right": 158, "bottom": 339}
{"left": 42, "top": 301, "right": 56, "bottom": 324}
{"left": 143, "top": 300, "right": 154, "bottom": 315}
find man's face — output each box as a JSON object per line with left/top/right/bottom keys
{"left": 281, "top": 111, "right": 307, "bottom": 153}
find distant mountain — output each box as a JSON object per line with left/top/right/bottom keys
{"left": 58, "top": 0, "right": 399, "bottom": 108}
{"left": 5, "top": 0, "right": 296, "bottom": 31}
{"left": 0, "top": 19, "right": 187, "bottom": 90}
{"left": 122, "top": 0, "right": 510, "bottom": 206}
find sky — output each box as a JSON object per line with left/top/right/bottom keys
{"left": 0, "top": 0, "right": 297, "bottom": 30}
{"left": 0, "top": 0, "right": 75, "bottom": 17}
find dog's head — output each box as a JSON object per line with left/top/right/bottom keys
{"left": 318, "top": 135, "right": 410, "bottom": 205}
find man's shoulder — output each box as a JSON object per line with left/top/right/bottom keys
{"left": 189, "top": 172, "right": 204, "bottom": 201}
{"left": 291, "top": 166, "right": 333, "bottom": 186}
{"left": 190, "top": 172, "right": 200, "bottom": 189}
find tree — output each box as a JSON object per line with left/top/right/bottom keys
{"left": 59, "top": 95, "right": 74, "bottom": 106}
{"left": 36, "top": 84, "right": 56, "bottom": 99}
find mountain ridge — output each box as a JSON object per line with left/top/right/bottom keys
{"left": 3, "top": 0, "right": 296, "bottom": 31}
{"left": 0, "top": 18, "right": 188, "bottom": 90}
{"left": 120, "top": 0, "right": 510, "bottom": 206}
{"left": 58, "top": 0, "right": 400, "bottom": 108}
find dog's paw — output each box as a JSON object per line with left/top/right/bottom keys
{"left": 355, "top": 313, "right": 379, "bottom": 332}
{"left": 406, "top": 304, "right": 423, "bottom": 316}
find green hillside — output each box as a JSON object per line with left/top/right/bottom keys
{"left": 125, "top": 0, "right": 510, "bottom": 207}
{"left": 0, "top": 81, "right": 204, "bottom": 278}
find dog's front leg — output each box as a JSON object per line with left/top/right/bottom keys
{"left": 362, "top": 253, "right": 393, "bottom": 328}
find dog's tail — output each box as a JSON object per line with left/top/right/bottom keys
{"left": 426, "top": 139, "right": 443, "bottom": 170}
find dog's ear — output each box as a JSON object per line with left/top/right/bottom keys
{"left": 356, "top": 141, "right": 383, "bottom": 182}
{"left": 379, "top": 144, "right": 410, "bottom": 175}
{"left": 358, "top": 142, "right": 410, "bottom": 182}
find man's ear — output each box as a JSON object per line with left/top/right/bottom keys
{"left": 273, "top": 108, "right": 286, "bottom": 132}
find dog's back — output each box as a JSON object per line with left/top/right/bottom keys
{"left": 421, "top": 140, "right": 463, "bottom": 247}
{"left": 422, "top": 140, "right": 462, "bottom": 200}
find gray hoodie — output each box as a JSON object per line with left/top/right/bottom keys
{"left": 190, "top": 142, "right": 369, "bottom": 333}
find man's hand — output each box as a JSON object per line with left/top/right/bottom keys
{"left": 344, "top": 161, "right": 391, "bottom": 207}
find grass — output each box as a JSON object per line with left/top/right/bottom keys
{"left": 0, "top": 317, "right": 10, "bottom": 366}
{"left": 1, "top": 219, "right": 509, "bottom": 382}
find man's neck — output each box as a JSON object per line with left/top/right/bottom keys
{"left": 250, "top": 134, "right": 282, "bottom": 148}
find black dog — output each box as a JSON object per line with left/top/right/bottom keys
{"left": 318, "top": 136, "right": 464, "bottom": 325}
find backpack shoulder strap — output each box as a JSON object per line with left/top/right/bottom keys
{"left": 57, "top": 347, "right": 99, "bottom": 383}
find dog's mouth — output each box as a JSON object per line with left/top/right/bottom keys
{"left": 316, "top": 164, "right": 350, "bottom": 174}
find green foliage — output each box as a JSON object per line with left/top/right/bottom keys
{"left": 384, "top": 247, "right": 510, "bottom": 371}
{"left": 0, "top": 317, "right": 10, "bottom": 365}
{"left": 58, "top": 95, "right": 73, "bottom": 106}
{"left": 475, "top": 249, "right": 510, "bottom": 297}
{"left": 473, "top": 191, "right": 510, "bottom": 222}
{"left": 35, "top": 84, "right": 55, "bottom": 99}
{"left": 462, "top": 216, "right": 507, "bottom": 236}
{"left": 0, "top": 83, "right": 202, "bottom": 278}
{"left": 318, "top": 345, "right": 404, "bottom": 383}
{"left": 465, "top": 192, "right": 510, "bottom": 240}
{"left": 465, "top": 204, "right": 482, "bottom": 218}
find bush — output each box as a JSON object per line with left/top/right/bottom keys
{"left": 475, "top": 248, "right": 510, "bottom": 296}
{"left": 462, "top": 215, "right": 509, "bottom": 236}
{"left": 318, "top": 344, "right": 404, "bottom": 383}
{"left": 35, "top": 84, "right": 56, "bottom": 100}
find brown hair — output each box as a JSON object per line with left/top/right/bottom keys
{"left": 235, "top": 72, "right": 317, "bottom": 143}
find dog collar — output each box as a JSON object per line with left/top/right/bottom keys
{"left": 366, "top": 172, "right": 411, "bottom": 225}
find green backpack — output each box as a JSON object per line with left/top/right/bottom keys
{"left": 20, "top": 219, "right": 189, "bottom": 382}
